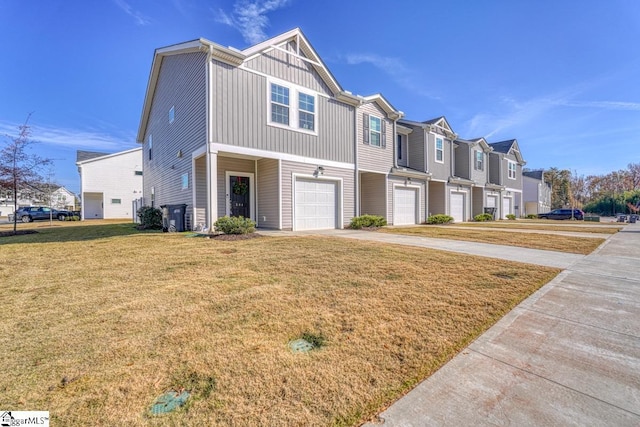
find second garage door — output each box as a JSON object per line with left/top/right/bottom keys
{"left": 294, "top": 178, "right": 337, "bottom": 230}
{"left": 450, "top": 192, "right": 465, "bottom": 222}
{"left": 393, "top": 187, "right": 418, "bottom": 225}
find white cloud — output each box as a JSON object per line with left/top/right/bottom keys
{"left": 554, "top": 100, "right": 640, "bottom": 111}
{"left": 113, "top": 0, "right": 151, "bottom": 26}
{"left": 216, "top": 0, "right": 291, "bottom": 45}
{"left": 0, "top": 121, "right": 134, "bottom": 152}
{"left": 344, "top": 53, "right": 439, "bottom": 100}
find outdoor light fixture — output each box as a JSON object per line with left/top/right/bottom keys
{"left": 314, "top": 166, "right": 325, "bottom": 177}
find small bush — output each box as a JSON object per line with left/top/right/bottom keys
{"left": 137, "top": 206, "right": 163, "bottom": 230}
{"left": 526, "top": 214, "right": 538, "bottom": 219}
{"left": 474, "top": 213, "right": 494, "bottom": 222}
{"left": 426, "top": 214, "right": 454, "bottom": 224}
{"left": 349, "top": 214, "right": 387, "bottom": 229}
{"left": 506, "top": 214, "right": 516, "bottom": 220}
{"left": 214, "top": 216, "right": 256, "bottom": 235}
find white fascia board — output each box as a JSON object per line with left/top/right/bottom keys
{"left": 76, "top": 147, "right": 142, "bottom": 166}
{"left": 210, "top": 143, "right": 354, "bottom": 171}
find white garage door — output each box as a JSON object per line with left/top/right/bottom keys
{"left": 393, "top": 187, "right": 417, "bottom": 225}
{"left": 295, "top": 178, "right": 337, "bottom": 230}
{"left": 450, "top": 192, "right": 464, "bottom": 222}
{"left": 502, "top": 197, "right": 512, "bottom": 219}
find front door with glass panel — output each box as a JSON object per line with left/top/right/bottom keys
{"left": 230, "top": 176, "right": 250, "bottom": 218}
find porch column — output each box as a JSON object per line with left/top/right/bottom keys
{"left": 207, "top": 147, "right": 218, "bottom": 228}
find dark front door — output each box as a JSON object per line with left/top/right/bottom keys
{"left": 230, "top": 176, "right": 250, "bottom": 218}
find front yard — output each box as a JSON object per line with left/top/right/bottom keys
{"left": 0, "top": 222, "right": 559, "bottom": 426}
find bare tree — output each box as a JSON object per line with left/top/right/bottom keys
{"left": 0, "top": 114, "right": 52, "bottom": 233}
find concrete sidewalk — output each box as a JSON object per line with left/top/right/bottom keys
{"left": 363, "top": 223, "right": 640, "bottom": 426}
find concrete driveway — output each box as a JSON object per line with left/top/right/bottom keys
{"left": 360, "top": 223, "right": 640, "bottom": 426}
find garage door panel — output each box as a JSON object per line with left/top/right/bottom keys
{"left": 394, "top": 187, "right": 417, "bottom": 225}
{"left": 450, "top": 193, "right": 464, "bottom": 222}
{"left": 295, "top": 179, "right": 337, "bottom": 230}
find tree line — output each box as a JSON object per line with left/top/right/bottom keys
{"left": 545, "top": 164, "right": 640, "bottom": 215}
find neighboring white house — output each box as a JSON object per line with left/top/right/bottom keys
{"left": 76, "top": 148, "right": 143, "bottom": 220}
{"left": 50, "top": 186, "right": 77, "bottom": 210}
{"left": 523, "top": 169, "right": 552, "bottom": 216}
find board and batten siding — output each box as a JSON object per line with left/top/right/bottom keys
{"left": 503, "top": 153, "right": 523, "bottom": 190}
{"left": 488, "top": 153, "right": 502, "bottom": 185}
{"left": 387, "top": 175, "right": 427, "bottom": 224}
{"left": 470, "top": 148, "right": 488, "bottom": 185}
{"left": 454, "top": 144, "right": 470, "bottom": 179}
{"left": 406, "top": 127, "right": 426, "bottom": 172}
{"left": 427, "top": 133, "right": 452, "bottom": 180}
{"left": 280, "top": 160, "right": 354, "bottom": 230}
{"left": 216, "top": 156, "right": 256, "bottom": 218}
{"left": 210, "top": 60, "right": 355, "bottom": 164}
{"left": 256, "top": 158, "right": 279, "bottom": 229}
{"left": 359, "top": 173, "right": 386, "bottom": 218}
{"left": 357, "top": 103, "right": 394, "bottom": 173}
{"left": 143, "top": 51, "right": 208, "bottom": 214}
{"left": 243, "top": 41, "right": 332, "bottom": 96}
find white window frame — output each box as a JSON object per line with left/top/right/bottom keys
{"left": 111, "top": 198, "right": 122, "bottom": 204}
{"left": 435, "top": 137, "right": 444, "bottom": 163}
{"left": 267, "top": 78, "right": 318, "bottom": 135}
{"left": 475, "top": 150, "right": 483, "bottom": 170}
{"left": 508, "top": 160, "right": 517, "bottom": 180}
{"left": 298, "top": 91, "right": 315, "bottom": 131}
{"left": 369, "top": 116, "right": 382, "bottom": 147}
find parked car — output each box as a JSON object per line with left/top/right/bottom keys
{"left": 538, "top": 209, "right": 584, "bottom": 220}
{"left": 9, "top": 206, "right": 74, "bottom": 222}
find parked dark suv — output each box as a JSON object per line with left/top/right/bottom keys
{"left": 9, "top": 206, "right": 74, "bottom": 222}
{"left": 538, "top": 209, "right": 584, "bottom": 220}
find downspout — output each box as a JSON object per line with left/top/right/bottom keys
{"left": 205, "top": 44, "right": 213, "bottom": 229}
{"left": 353, "top": 105, "right": 360, "bottom": 217}
{"left": 392, "top": 119, "right": 398, "bottom": 169}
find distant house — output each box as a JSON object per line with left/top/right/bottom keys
{"left": 488, "top": 140, "right": 526, "bottom": 219}
{"left": 50, "top": 186, "right": 77, "bottom": 210}
{"left": 76, "top": 148, "right": 143, "bottom": 220}
{"left": 523, "top": 169, "right": 552, "bottom": 216}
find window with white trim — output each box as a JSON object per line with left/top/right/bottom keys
{"left": 270, "top": 83, "right": 289, "bottom": 125}
{"left": 268, "top": 81, "right": 318, "bottom": 133}
{"left": 169, "top": 106, "right": 175, "bottom": 123}
{"left": 370, "top": 116, "right": 381, "bottom": 147}
{"left": 111, "top": 198, "right": 121, "bottom": 204}
{"left": 298, "top": 92, "right": 315, "bottom": 131}
{"left": 435, "top": 137, "right": 444, "bottom": 163}
{"left": 181, "top": 173, "right": 189, "bottom": 190}
{"left": 475, "top": 150, "right": 484, "bottom": 170}
{"left": 508, "top": 161, "right": 517, "bottom": 179}
{"left": 148, "top": 134, "right": 153, "bottom": 161}
{"left": 397, "top": 134, "right": 403, "bottom": 160}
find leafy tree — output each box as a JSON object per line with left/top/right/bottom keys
{"left": 0, "top": 114, "right": 52, "bottom": 233}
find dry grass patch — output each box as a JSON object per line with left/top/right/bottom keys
{"left": 457, "top": 221, "right": 621, "bottom": 234}
{"left": 0, "top": 223, "right": 559, "bottom": 426}
{"left": 380, "top": 226, "right": 605, "bottom": 254}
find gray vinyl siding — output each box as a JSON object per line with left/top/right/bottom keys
{"left": 210, "top": 60, "right": 354, "bottom": 163}
{"left": 428, "top": 133, "right": 452, "bottom": 180}
{"left": 217, "top": 156, "right": 256, "bottom": 218}
{"left": 470, "top": 149, "right": 487, "bottom": 184}
{"left": 472, "top": 187, "right": 484, "bottom": 217}
{"left": 280, "top": 160, "right": 354, "bottom": 230}
{"left": 406, "top": 127, "right": 425, "bottom": 172}
{"left": 489, "top": 153, "right": 502, "bottom": 185}
{"left": 142, "top": 51, "right": 207, "bottom": 214}
{"left": 357, "top": 103, "right": 393, "bottom": 173}
{"left": 454, "top": 145, "right": 470, "bottom": 179}
{"left": 428, "top": 181, "right": 446, "bottom": 216}
{"left": 244, "top": 41, "right": 333, "bottom": 96}
{"left": 360, "top": 173, "right": 386, "bottom": 218}
{"left": 387, "top": 176, "right": 427, "bottom": 224}
{"left": 504, "top": 153, "right": 523, "bottom": 190}
{"left": 256, "top": 158, "right": 279, "bottom": 229}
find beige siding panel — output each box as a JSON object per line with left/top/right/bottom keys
{"left": 428, "top": 181, "right": 446, "bottom": 216}
{"left": 455, "top": 145, "right": 470, "bottom": 179}
{"left": 217, "top": 156, "right": 256, "bottom": 218}
{"left": 472, "top": 187, "right": 485, "bottom": 217}
{"left": 470, "top": 149, "right": 487, "bottom": 184}
{"left": 360, "top": 173, "right": 386, "bottom": 217}
{"left": 244, "top": 41, "right": 332, "bottom": 96}
{"left": 256, "top": 158, "right": 279, "bottom": 229}
{"left": 280, "top": 160, "right": 354, "bottom": 230}
{"left": 210, "top": 61, "right": 354, "bottom": 164}
{"left": 143, "top": 51, "right": 207, "bottom": 219}
{"left": 357, "top": 103, "right": 394, "bottom": 173}
{"left": 406, "top": 127, "right": 425, "bottom": 172}
{"left": 428, "top": 133, "right": 452, "bottom": 180}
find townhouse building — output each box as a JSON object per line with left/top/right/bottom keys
{"left": 137, "top": 28, "right": 526, "bottom": 229}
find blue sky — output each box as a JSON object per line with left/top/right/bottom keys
{"left": 1, "top": 1, "right": 639, "bottom": 194}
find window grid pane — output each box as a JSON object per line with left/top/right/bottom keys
{"left": 271, "top": 84, "right": 289, "bottom": 105}
{"left": 436, "top": 138, "right": 443, "bottom": 161}
{"left": 299, "top": 112, "right": 314, "bottom": 130}
{"left": 272, "top": 104, "right": 289, "bottom": 125}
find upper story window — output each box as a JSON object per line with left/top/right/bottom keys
{"left": 169, "top": 106, "right": 175, "bottom": 124}
{"left": 435, "top": 137, "right": 444, "bottom": 163}
{"left": 508, "top": 161, "right": 517, "bottom": 179}
{"left": 298, "top": 93, "right": 315, "bottom": 131}
{"left": 475, "top": 150, "right": 484, "bottom": 170}
{"left": 148, "top": 134, "right": 153, "bottom": 161}
{"left": 269, "top": 81, "right": 318, "bottom": 134}
{"left": 369, "top": 116, "right": 381, "bottom": 147}
{"left": 397, "top": 134, "right": 403, "bottom": 160}
{"left": 271, "top": 84, "right": 290, "bottom": 125}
